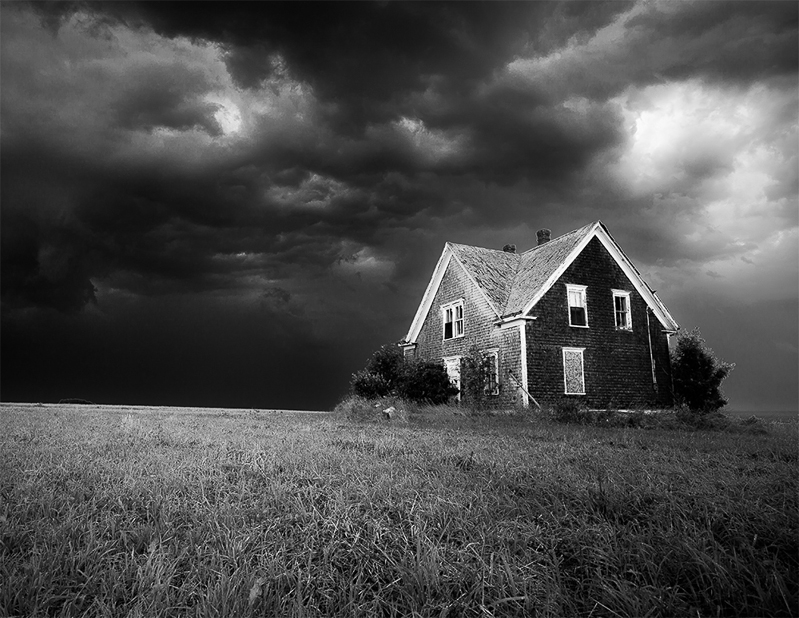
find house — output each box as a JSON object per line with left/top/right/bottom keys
{"left": 400, "top": 221, "right": 679, "bottom": 409}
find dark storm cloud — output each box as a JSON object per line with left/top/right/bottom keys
{"left": 2, "top": 1, "right": 796, "bottom": 411}
{"left": 80, "top": 3, "right": 622, "bottom": 97}
{"left": 4, "top": 2, "right": 795, "bottom": 284}
{"left": 0, "top": 210, "right": 100, "bottom": 313}
{"left": 112, "top": 63, "right": 222, "bottom": 135}
{"left": 500, "top": 1, "right": 798, "bottom": 104}
{"left": 624, "top": 1, "right": 798, "bottom": 83}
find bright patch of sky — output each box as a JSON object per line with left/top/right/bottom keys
{"left": 392, "top": 116, "right": 468, "bottom": 163}
{"left": 335, "top": 247, "right": 395, "bottom": 281}
{"left": 206, "top": 95, "right": 243, "bottom": 134}
{"left": 611, "top": 80, "right": 797, "bottom": 264}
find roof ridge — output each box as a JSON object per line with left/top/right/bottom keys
{"left": 448, "top": 241, "right": 519, "bottom": 254}
{"left": 520, "top": 221, "right": 598, "bottom": 255}
{"left": 501, "top": 221, "right": 598, "bottom": 316}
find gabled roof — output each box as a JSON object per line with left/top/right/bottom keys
{"left": 504, "top": 222, "right": 595, "bottom": 316}
{"left": 403, "top": 221, "right": 679, "bottom": 343}
{"left": 447, "top": 243, "right": 519, "bottom": 314}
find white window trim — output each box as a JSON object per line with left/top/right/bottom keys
{"left": 612, "top": 289, "right": 633, "bottom": 331}
{"left": 441, "top": 299, "right": 465, "bottom": 340}
{"left": 483, "top": 349, "right": 500, "bottom": 396}
{"left": 566, "top": 284, "right": 589, "bottom": 328}
{"left": 562, "top": 347, "right": 586, "bottom": 395}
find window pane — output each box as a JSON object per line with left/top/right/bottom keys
{"left": 570, "top": 306, "right": 586, "bottom": 326}
{"left": 568, "top": 290, "right": 584, "bottom": 307}
{"left": 614, "top": 295, "right": 630, "bottom": 329}
{"left": 444, "top": 322, "right": 453, "bottom": 339}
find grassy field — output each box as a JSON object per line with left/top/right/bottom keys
{"left": 1, "top": 402, "right": 797, "bottom": 617}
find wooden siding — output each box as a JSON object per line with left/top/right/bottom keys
{"left": 414, "top": 258, "right": 525, "bottom": 407}
{"left": 525, "top": 237, "right": 674, "bottom": 408}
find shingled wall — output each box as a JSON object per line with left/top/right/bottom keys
{"left": 414, "top": 257, "right": 524, "bottom": 407}
{"left": 524, "top": 237, "right": 674, "bottom": 409}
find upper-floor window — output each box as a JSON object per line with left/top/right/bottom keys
{"left": 566, "top": 284, "right": 588, "bottom": 327}
{"left": 613, "top": 290, "right": 632, "bottom": 330}
{"left": 442, "top": 300, "right": 464, "bottom": 340}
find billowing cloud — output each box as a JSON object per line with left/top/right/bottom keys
{"left": 1, "top": 1, "right": 796, "bottom": 411}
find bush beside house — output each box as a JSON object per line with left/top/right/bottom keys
{"left": 350, "top": 344, "right": 458, "bottom": 405}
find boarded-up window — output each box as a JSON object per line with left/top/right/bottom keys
{"left": 563, "top": 348, "right": 585, "bottom": 395}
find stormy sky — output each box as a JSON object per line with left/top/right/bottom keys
{"left": 2, "top": 1, "right": 797, "bottom": 412}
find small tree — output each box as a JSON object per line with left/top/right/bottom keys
{"left": 400, "top": 359, "right": 459, "bottom": 404}
{"left": 350, "top": 343, "right": 458, "bottom": 405}
{"left": 350, "top": 344, "right": 405, "bottom": 399}
{"left": 350, "top": 369, "right": 392, "bottom": 399}
{"left": 460, "top": 346, "right": 495, "bottom": 410}
{"left": 670, "top": 328, "right": 734, "bottom": 413}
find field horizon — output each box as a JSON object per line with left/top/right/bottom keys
{"left": 2, "top": 400, "right": 796, "bottom": 421}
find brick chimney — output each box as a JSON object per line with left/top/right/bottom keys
{"left": 502, "top": 244, "right": 516, "bottom": 253}
{"left": 536, "top": 229, "right": 551, "bottom": 245}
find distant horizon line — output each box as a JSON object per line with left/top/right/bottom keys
{"left": 1, "top": 401, "right": 796, "bottom": 416}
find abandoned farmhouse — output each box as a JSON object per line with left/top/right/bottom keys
{"left": 400, "top": 221, "right": 679, "bottom": 409}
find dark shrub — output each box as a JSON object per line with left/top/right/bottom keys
{"left": 350, "top": 370, "right": 392, "bottom": 399}
{"left": 350, "top": 343, "right": 458, "bottom": 405}
{"left": 459, "top": 346, "right": 497, "bottom": 410}
{"left": 350, "top": 344, "right": 405, "bottom": 399}
{"left": 400, "top": 360, "right": 459, "bottom": 405}
{"left": 676, "top": 406, "right": 732, "bottom": 430}
{"left": 671, "top": 328, "right": 734, "bottom": 413}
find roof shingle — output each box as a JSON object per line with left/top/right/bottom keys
{"left": 449, "top": 222, "right": 596, "bottom": 318}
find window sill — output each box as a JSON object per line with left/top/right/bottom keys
{"left": 568, "top": 324, "right": 589, "bottom": 329}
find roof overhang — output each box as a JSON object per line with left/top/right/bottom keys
{"left": 404, "top": 246, "right": 452, "bottom": 344}
{"left": 495, "top": 315, "right": 537, "bottom": 330}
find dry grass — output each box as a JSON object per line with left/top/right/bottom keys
{"left": 1, "top": 402, "right": 797, "bottom": 617}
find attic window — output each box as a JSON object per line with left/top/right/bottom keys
{"left": 566, "top": 284, "right": 588, "bottom": 327}
{"left": 442, "top": 300, "right": 464, "bottom": 340}
{"left": 613, "top": 290, "right": 632, "bottom": 330}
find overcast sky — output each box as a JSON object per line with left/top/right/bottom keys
{"left": 2, "top": 1, "right": 796, "bottom": 411}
